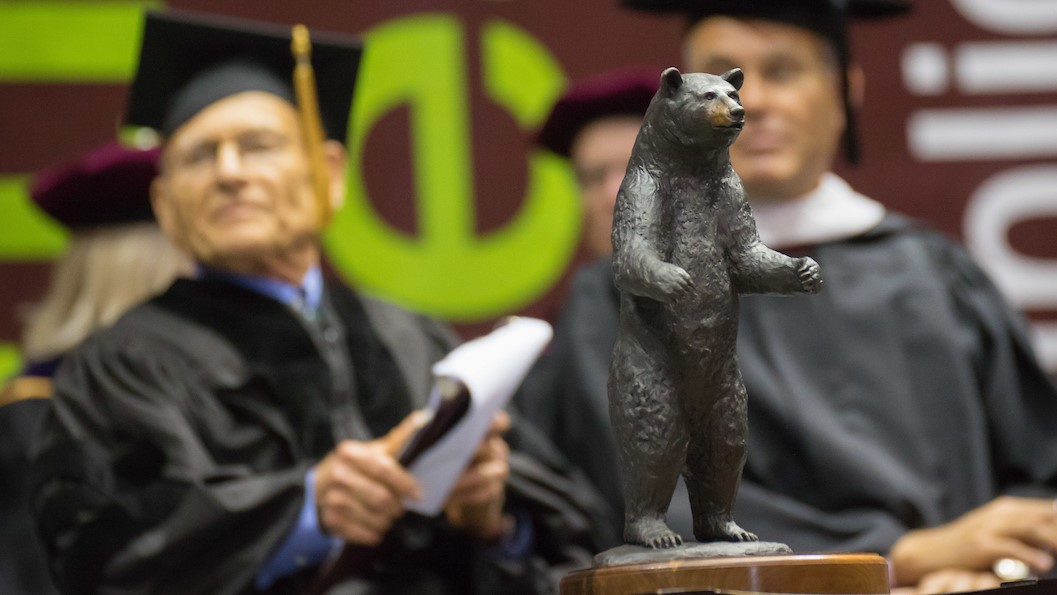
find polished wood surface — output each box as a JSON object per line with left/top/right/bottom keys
{"left": 560, "top": 553, "right": 890, "bottom": 595}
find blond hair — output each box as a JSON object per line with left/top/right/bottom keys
{"left": 21, "top": 222, "right": 192, "bottom": 361}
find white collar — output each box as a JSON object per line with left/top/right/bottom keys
{"left": 749, "top": 173, "right": 886, "bottom": 249}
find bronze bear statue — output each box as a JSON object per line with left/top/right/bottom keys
{"left": 608, "top": 66, "right": 823, "bottom": 549}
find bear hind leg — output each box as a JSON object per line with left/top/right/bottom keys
{"left": 609, "top": 344, "right": 687, "bottom": 549}
{"left": 684, "top": 367, "right": 758, "bottom": 543}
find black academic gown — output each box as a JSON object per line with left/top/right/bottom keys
{"left": 0, "top": 397, "right": 59, "bottom": 595}
{"left": 31, "top": 277, "right": 604, "bottom": 595}
{"left": 736, "top": 214, "right": 1057, "bottom": 554}
{"left": 515, "top": 213, "right": 1057, "bottom": 553}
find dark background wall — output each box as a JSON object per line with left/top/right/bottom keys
{"left": 1, "top": 0, "right": 1054, "bottom": 377}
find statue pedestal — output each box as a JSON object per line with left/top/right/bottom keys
{"left": 560, "top": 553, "right": 890, "bottom": 594}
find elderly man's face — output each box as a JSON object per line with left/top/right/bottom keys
{"left": 684, "top": 17, "right": 846, "bottom": 200}
{"left": 152, "top": 91, "right": 325, "bottom": 271}
{"left": 570, "top": 115, "right": 641, "bottom": 257}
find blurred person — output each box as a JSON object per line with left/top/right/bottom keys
{"left": 518, "top": 0, "right": 1057, "bottom": 592}
{"left": 667, "top": 3, "right": 1057, "bottom": 590}
{"left": 16, "top": 142, "right": 191, "bottom": 381}
{"left": 28, "top": 10, "right": 604, "bottom": 595}
{"left": 0, "top": 141, "right": 189, "bottom": 595}
{"left": 536, "top": 69, "right": 657, "bottom": 259}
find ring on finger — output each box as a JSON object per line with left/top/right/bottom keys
{"left": 993, "top": 558, "right": 1031, "bottom": 582}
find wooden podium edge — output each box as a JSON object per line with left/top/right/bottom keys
{"left": 560, "top": 553, "right": 890, "bottom": 595}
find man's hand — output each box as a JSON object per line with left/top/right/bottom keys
{"left": 891, "top": 569, "right": 1001, "bottom": 594}
{"left": 919, "top": 569, "right": 1001, "bottom": 594}
{"left": 313, "top": 411, "right": 427, "bottom": 546}
{"left": 889, "top": 496, "right": 1057, "bottom": 586}
{"left": 444, "top": 411, "right": 512, "bottom": 541}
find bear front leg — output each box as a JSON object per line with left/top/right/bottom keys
{"left": 612, "top": 172, "right": 694, "bottom": 303}
{"left": 614, "top": 237, "right": 695, "bottom": 303}
{"left": 732, "top": 245, "right": 823, "bottom": 296}
{"left": 608, "top": 331, "right": 687, "bottom": 548}
{"left": 724, "top": 190, "right": 822, "bottom": 296}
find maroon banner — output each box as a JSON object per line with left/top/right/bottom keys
{"left": 1, "top": 0, "right": 1054, "bottom": 372}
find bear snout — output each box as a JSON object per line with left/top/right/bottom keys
{"left": 708, "top": 108, "right": 744, "bottom": 130}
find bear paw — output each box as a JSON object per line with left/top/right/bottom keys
{"left": 651, "top": 263, "right": 694, "bottom": 303}
{"left": 713, "top": 521, "right": 758, "bottom": 543}
{"left": 796, "top": 257, "right": 823, "bottom": 294}
{"left": 626, "top": 518, "right": 684, "bottom": 549}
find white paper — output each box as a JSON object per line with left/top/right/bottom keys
{"left": 404, "top": 317, "right": 553, "bottom": 514}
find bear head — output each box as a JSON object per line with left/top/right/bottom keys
{"left": 651, "top": 67, "right": 745, "bottom": 150}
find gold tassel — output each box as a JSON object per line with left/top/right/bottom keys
{"left": 291, "top": 24, "right": 332, "bottom": 227}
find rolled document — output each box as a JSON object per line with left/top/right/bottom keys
{"left": 402, "top": 316, "right": 553, "bottom": 514}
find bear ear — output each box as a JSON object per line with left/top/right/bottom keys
{"left": 721, "top": 68, "right": 744, "bottom": 91}
{"left": 661, "top": 67, "right": 683, "bottom": 94}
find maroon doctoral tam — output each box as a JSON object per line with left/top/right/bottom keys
{"left": 30, "top": 142, "right": 160, "bottom": 229}
{"left": 537, "top": 68, "right": 660, "bottom": 158}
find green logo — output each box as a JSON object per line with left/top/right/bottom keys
{"left": 0, "top": 177, "right": 69, "bottom": 259}
{"left": 0, "top": 342, "right": 23, "bottom": 382}
{"left": 0, "top": 7, "right": 582, "bottom": 323}
{"left": 325, "top": 14, "right": 581, "bottom": 321}
{"left": 0, "top": 0, "right": 153, "bottom": 260}
{"left": 0, "top": 1, "right": 154, "bottom": 82}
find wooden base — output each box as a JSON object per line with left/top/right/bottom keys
{"left": 560, "top": 553, "right": 890, "bottom": 594}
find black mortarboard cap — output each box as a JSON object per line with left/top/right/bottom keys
{"left": 620, "top": 0, "right": 911, "bottom": 163}
{"left": 621, "top": 0, "right": 910, "bottom": 36}
{"left": 125, "top": 10, "right": 363, "bottom": 142}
